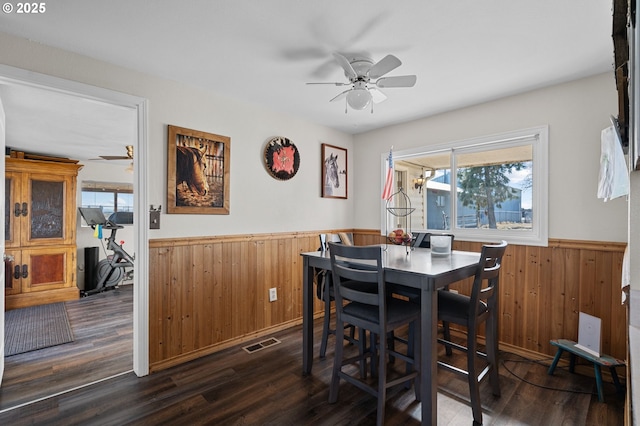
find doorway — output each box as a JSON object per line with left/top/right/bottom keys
{"left": 0, "top": 64, "right": 149, "bottom": 409}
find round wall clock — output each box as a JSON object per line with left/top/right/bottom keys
{"left": 264, "top": 136, "right": 300, "bottom": 180}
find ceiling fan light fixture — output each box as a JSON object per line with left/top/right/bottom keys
{"left": 307, "top": 52, "right": 416, "bottom": 112}
{"left": 347, "top": 88, "right": 372, "bottom": 110}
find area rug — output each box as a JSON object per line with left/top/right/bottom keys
{"left": 5, "top": 302, "right": 74, "bottom": 356}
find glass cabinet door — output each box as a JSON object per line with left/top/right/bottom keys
{"left": 23, "top": 173, "right": 75, "bottom": 247}
{"left": 29, "top": 179, "right": 65, "bottom": 240}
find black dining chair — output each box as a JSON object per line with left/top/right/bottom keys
{"left": 437, "top": 240, "right": 507, "bottom": 426}
{"left": 315, "top": 233, "right": 357, "bottom": 359}
{"left": 315, "top": 266, "right": 361, "bottom": 359}
{"left": 328, "top": 243, "right": 420, "bottom": 426}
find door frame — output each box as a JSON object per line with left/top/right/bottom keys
{"left": 0, "top": 85, "right": 5, "bottom": 383}
{"left": 0, "top": 64, "right": 150, "bottom": 376}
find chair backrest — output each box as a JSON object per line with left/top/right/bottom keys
{"left": 328, "top": 243, "right": 383, "bottom": 308}
{"left": 314, "top": 233, "right": 356, "bottom": 300}
{"left": 414, "top": 232, "right": 454, "bottom": 248}
{"left": 469, "top": 240, "right": 508, "bottom": 316}
{"left": 337, "top": 232, "right": 354, "bottom": 246}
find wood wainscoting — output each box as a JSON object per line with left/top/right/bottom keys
{"left": 149, "top": 230, "right": 626, "bottom": 372}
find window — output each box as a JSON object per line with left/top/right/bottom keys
{"left": 382, "top": 126, "right": 548, "bottom": 246}
{"left": 81, "top": 181, "right": 134, "bottom": 225}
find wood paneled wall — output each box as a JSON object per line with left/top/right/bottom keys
{"left": 148, "top": 230, "right": 626, "bottom": 372}
{"left": 149, "top": 232, "right": 326, "bottom": 371}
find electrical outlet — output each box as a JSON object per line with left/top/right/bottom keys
{"left": 269, "top": 287, "right": 277, "bottom": 302}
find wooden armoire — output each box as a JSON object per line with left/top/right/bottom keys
{"left": 4, "top": 156, "right": 83, "bottom": 310}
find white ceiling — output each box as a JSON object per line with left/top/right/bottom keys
{"left": 0, "top": 82, "right": 137, "bottom": 162}
{"left": 0, "top": 0, "right": 616, "bottom": 160}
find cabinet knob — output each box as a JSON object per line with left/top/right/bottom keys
{"left": 14, "top": 203, "right": 20, "bottom": 217}
{"left": 21, "top": 202, "right": 28, "bottom": 217}
{"left": 13, "top": 265, "right": 20, "bottom": 280}
{"left": 21, "top": 264, "right": 28, "bottom": 279}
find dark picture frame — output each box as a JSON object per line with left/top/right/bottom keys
{"left": 167, "top": 125, "right": 230, "bottom": 214}
{"left": 321, "top": 143, "right": 347, "bottom": 199}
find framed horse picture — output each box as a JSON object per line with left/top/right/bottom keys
{"left": 167, "top": 125, "right": 231, "bottom": 214}
{"left": 321, "top": 143, "right": 347, "bottom": 199}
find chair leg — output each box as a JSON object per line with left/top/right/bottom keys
{"left": 442, "top": 320, "right": 453, "bottom": 356}
{"left": 410, "top": 320, "right": 421, "bottom": 401}
{"left": 387, "top": 331, "right": 396, "bottom": 364}
{"left": 404, "top": 321, "right": 421, "bottom": 399}
{"left": 370, "top": 332, "right": 379, "bottom": 377}
{"left": 485, "top": 311, "right": 501, "bottom": 397}
{"left": 320, "top": 296, "right": 332, "bottom": 358}
{"left": 358, "top": 328, "right": 367, "bottom": 379}
{"left": 405, "top": 325, "right": 414, "bottom": 389}
{"left": 328, "top": 317, "right": 345, "bottom": 404}
{"left": 376, "top": 329, "right": 387, "bottom": 426}
{"left": 466, "top": 328, "right": 483, "bottom": 425}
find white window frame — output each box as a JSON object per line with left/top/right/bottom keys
{"left": 381, "top": 126, "right": 549, "bottom": 246}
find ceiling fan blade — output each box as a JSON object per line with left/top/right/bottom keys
{"left": 306, "top": 82, "right": 349, "bottom": 86}
{"left": 376, "top": 75, "right": 417, "bottom": 88}
{"left": 99, "top": 155, "right": 130, "bottom": 160}
{"left": 333, "top": 53, "right": 357, "bottom": 80}
{"left": 368, "top": 54, "right": 402, "bottom": 79}
{"left": 370, "top": 88, "right": 388, "bottom": 104}
{"left": 329, "top": 89, "right": 350, "bottom": 103}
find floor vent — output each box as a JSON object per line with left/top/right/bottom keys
{"left": 242, "top": 337, "right": 282, "bottom": 354}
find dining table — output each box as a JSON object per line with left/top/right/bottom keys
{"left": 300, "top": 243, "right": 481, "bottom": 425}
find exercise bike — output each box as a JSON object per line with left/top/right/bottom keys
{"left": 79, "top": 207, "right": 135, "bottom": 296}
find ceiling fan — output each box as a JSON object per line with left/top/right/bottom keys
{"left": 307, "top": 53, "right": 417, "bottom": 113}
{"left": 98, "top": 145, "right": 133, "bottom": 161}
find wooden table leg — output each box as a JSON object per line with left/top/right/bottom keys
{"left": 548, "top": 348, "right": 564, "bottom": 375}
{"left": 594, "top": 364, "right": 604, "bottom": 402}
{"left": 610, "top": 367, "right": 624, "bottom": 393}
{"left": 569, "top": 353, "right": 576, "bottom": 373}
{"left": 302, "top": 257, "right": 314, "bottom": 375}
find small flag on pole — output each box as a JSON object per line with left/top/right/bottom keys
{"left": 382, "top": 147, "right": 394, "bottom": 200}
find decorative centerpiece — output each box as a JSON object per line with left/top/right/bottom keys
{"left": 387, "top": 228, "right": 413, "bottom": 245}
{"left": 385, "top": 188, "right": 415, "bottom": 254}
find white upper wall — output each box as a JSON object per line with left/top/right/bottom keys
{"left": 353, "top": 72, "right": 627, "bottom": 243}
{"left": 0, "top": 31, "right": 355, "bottom": 238}
{"left": 0, "top": 32, "right": 627, "bottom": 243}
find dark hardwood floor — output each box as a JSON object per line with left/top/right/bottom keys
{"left": 0, "top": 290, "right": 625, "bottom": 425}
{"left": 0, "top": 284, "right": 133, "bottom": 411}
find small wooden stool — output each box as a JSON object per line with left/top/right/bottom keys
{"left": 548, "top": 339, "right": 625, "bottom": 402}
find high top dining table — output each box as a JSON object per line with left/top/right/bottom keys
{"left": 301, "top": 244, "right": 481, "bottom": 425}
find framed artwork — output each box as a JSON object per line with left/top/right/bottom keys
{"left": 167, "top": 125, "right": 230, "bottom": 214}
{"left": 264, "top": 136, "right": 300, "bottom": 180}
{"left": 321, "top": 143, "right": 347, "bottom": 199}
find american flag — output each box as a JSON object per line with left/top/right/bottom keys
{"left": 381, "top": 148, "right": 394, "bottom": 200}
